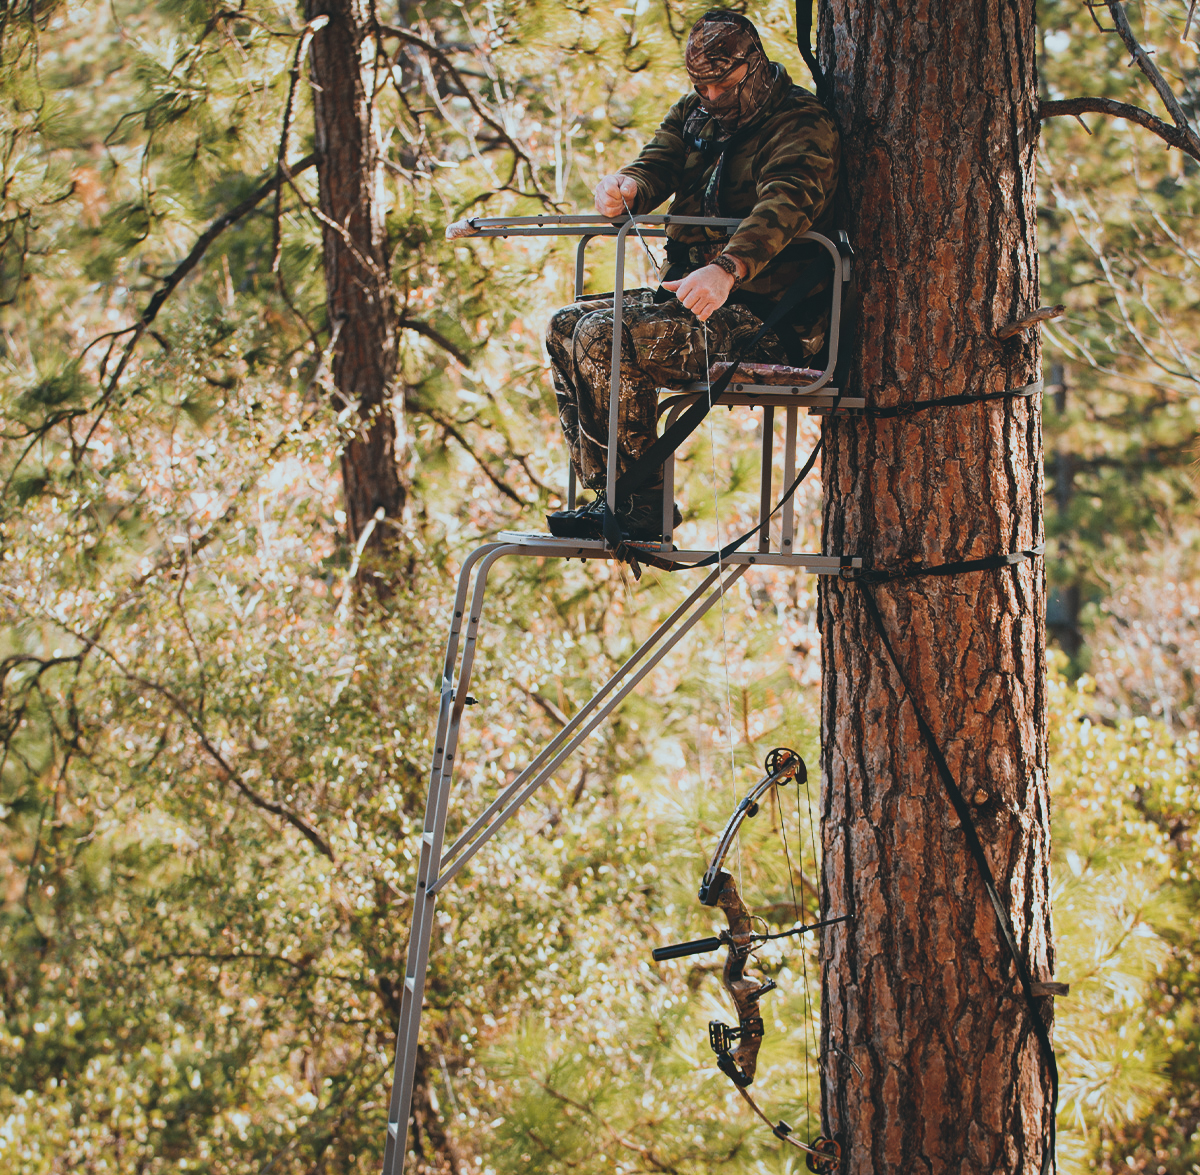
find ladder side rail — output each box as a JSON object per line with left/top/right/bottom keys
{"left": 384, "top": 542, "right": 520, "bottom": 1175}
{"left": 438, "top": 543, "right": 506, "bottom": 709}
{"left": 759, "top": 404, "right": 775, "bottom": 553}
{"left": 781, "top": 407, "right": 798, "bottom": 555}
{"left": 383, "top": 543, "right": 506, "bottom": 1175}
{"left": 439, "top": 560, "right": 728, "bottom": 872}
{"left": 422, "top": 543, "right": 507, "bottom": 860}
{"left": 425, "top": 544, "right": 523, "bottom": 864}
{"left": 430, "top": 564, "right": 750, "bottom": 896}
{"left": 383, "top": 861, "right": 440, "bottom": 1174}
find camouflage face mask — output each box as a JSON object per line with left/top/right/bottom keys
{"left": 685, "top": 11, "right": 772, "bottom": 133}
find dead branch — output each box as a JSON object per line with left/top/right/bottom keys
{"left": 55, "top": 625, "right": 335, "bottom": 860}
{"left": 515, "top": 682, "right": 570, "bottom": 727}
{"left": 1100, "top": 1, "right": 1200, "bottom": 156}
{"left": 77, "top": 152, "right": 320, "bottom": 457}
{"left": 271, "top": 18, "right": 328, "bottom": 342}
{"left": 409, "top": 398, "right": 526, "bottom": 504}
{"left": 1040, "top": 96, "right": 1200, "bottom": 160}
{"left": 996, "top": 304, "right": 1066, "bottom": 341}
{"left": 376, "top": 22, "right": 555, "bottom": 206}
{"left": 396, "top": 315, "right": 471, "bottom": 365}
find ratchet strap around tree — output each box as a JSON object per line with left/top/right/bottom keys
{"left": 867, "top": 379, "right": 1042, "bottom": 417}
{"left": 853, "top": 563, "right": 1058, "bottom": 1175}
{"left": 841, "top": 542, "right": 1045, "bottom": 583}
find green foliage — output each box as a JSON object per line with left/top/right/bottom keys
{"left": 1038, "top": 1, "right": 1200, "bottom": 664}
{"left": 1045, "top": 666, "right": 1200, "bottom": 1174}
{"left": 0, "top": 1, "right": 1197, "bottom": 1173}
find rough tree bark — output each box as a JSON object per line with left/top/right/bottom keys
{"left": 816, "top": 3, "right": 1056, "bottom": 1172}
{"left": 306, "top": 0, "right": 406, "bottom": 552}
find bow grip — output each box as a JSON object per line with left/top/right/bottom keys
{"left": 651, "top": 935, "right": 723, "bottom": 962}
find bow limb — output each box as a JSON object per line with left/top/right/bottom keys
{"left": 731, "top": 1085, "right": 840, "bottom": 1170}
{"left": 700, "top": 748, "right": 806, "bottom": 900}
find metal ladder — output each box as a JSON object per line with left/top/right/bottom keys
{"left": 381, "top": 215, "right": 861, "bottom": 1175}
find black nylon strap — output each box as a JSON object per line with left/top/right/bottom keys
{"left": 843, "top": 544, "right": 1045, "bottom": 584}
{"left": 796, "top": 1, "right": 828, "bottom": 106}
{"left": 868, "top": 379, "right": 1042, "bottom": 418}
{"left": 855, "top": 578, "right": 1057, "bottom": 1175}
{"left": 611, "top": 253, "right": 834, "bottom": 504}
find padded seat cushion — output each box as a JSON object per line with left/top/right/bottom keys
{"left": 707, "top": 361, "right": 824, "bottom": 386}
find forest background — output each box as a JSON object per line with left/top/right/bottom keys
{"left": 1, "top": 1, "right": 1199, "bottom": 1173}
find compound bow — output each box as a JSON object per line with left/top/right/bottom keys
{"left": 652, "top": 748, "right": 846, "bottom": 1173}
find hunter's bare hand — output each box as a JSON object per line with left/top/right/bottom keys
{"left": 595, "top": 174, "right": 639, "bottom": 218}
{"left": 662, "top": 263, "right": 738, "bottom": 322}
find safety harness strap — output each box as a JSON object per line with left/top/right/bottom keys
{"left": 855, "top": 573, "right": 1058, "bottom": 1175}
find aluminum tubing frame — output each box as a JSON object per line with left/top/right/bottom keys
{"left": 384, "top": 213, "right": 851, "bottom": 1174}
{"left": 383, "top": 544, "right": 749, "bottom": 1175}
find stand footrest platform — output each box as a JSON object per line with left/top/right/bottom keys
{"left": 495, "top": 532, "right": 859, "bottom": 573}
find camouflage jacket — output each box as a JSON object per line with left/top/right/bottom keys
{"left": 619, "top": 64, "right": 839, "bottom": 304}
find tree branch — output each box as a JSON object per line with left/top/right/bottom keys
{"left": 1040, "top": 96, "right": 1200, "bottom": 160}
{"left": 110, "top": 153, "right": 320, "bottom": 389}
{"left": 396, "top": 316, "right": 470, "bottom": 365}
{"left": 47, "top": 624, "right": 334, "bottom": 860}
{"left": 1102, "top": 2, "right": 1200, "bottom": 152}
{"left": 376, "top": 23, "right": 555, "bottom": 206}
{"left": 77, "top": 152, "right": 321, "bottom": 456}
{"left": 409, "top": 399, "right": 526, "bottom": 504}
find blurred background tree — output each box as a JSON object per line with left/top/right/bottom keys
{"left": 0, "top": 2, "right": 1197, "bottom": 1174}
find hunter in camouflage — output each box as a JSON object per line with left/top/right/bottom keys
{"left": 546, "top": 9, "right": 840, "bottom": 541}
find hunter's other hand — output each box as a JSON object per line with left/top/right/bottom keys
{"left": 662, "top": 264, "right": 738, "bottom": 322}
{"left": 595, "top": 174, "right": 639, "bottom": 218}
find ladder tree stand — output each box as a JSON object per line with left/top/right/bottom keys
{"left": 381, "top": 214, "right": 860, "bottom": 1175}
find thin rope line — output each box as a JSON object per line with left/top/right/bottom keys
{"left": 620, "top": 192, "right": 661, "bottom": 278}
{"left": 702, "top": 321, "right": 740, "bottom": 882}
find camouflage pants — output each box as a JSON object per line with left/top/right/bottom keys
{"left": 545, "top": 289, "right": 787, "bottom": 495}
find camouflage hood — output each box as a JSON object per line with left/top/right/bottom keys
{"left": 684, "top": 10, "right": 772, "bottom": 135}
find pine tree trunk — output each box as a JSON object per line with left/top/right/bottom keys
{"left": 816, "top": 3, "right": 1055, "bottom": 1171}
{"left": 306, "top": 0, "right": 406, "bottom": 553}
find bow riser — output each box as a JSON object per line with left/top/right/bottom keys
{"left": 712, "top": 871, "right": 772, "bottom": 1086}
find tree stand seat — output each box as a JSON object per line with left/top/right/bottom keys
{"left": 706, "top": 361, "right": 825, "bottom": 387}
